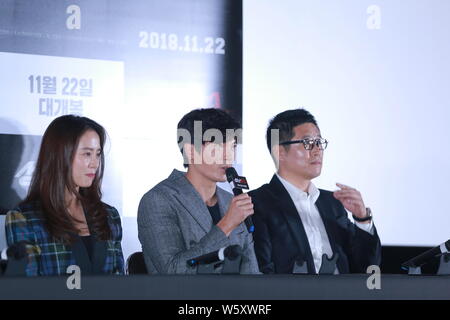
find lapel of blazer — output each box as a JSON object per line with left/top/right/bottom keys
{"left": 216, "top": 187, "right": 231, "bottom": 219}
{"left": 70, "top": 237, "right": 107, "bottom": 275}
{"left": 83, "top": 209, "right": 108, "bottom": 274}
{"left": 92, "top": 240, "right": 107, "bottom": 273}
{"left": 167, "top": 169, "right": 213, "bottom": 234}
{"left": 71, "top": 237, "right": 93, "bottom": 274}
{"left": 268, "top": 175, "right": 315, "bottom": 272}
{"left": 315, "top": 192, "right": 341, "bottom": 271}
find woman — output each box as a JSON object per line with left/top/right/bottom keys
{"left": 5, "top": 115, "right": 124, "bottom": 276}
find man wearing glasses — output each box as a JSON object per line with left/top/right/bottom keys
{"left": 249, "top": 108, "right": 381, "bottom": 274}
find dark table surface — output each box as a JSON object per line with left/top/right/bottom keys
{"left": 0, "top": 274, "right": 449, "bottom": 300}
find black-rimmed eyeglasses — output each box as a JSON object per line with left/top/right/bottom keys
{"left": 279, "top": 138, "right": 328, "bottom": 150}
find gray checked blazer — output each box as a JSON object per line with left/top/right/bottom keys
{"left": 137, "top": 169, "right": 260, "bottom": 274}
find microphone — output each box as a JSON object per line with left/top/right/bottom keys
{"left": 187, "top": 245, "right": 242, "bottom": 267}
{"left": 225, "top": 167, "right": 254, "bottom": 233}
{"left": 402, "top": 239, "right": 450, "bottom": 269}
{"left": 6, "top": 242, "right": 28, "bottom": 260}
{"left": 0, "top": 241, "right": 29, "bottom": 276}
{"left": 0, "top": 249, "right": 7, "bottom": 274}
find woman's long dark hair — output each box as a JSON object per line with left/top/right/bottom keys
{"left": 24, "top": 115, "right": 111, "bottom": 243}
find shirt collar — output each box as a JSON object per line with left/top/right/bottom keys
{"left": 276, "top": 173, "right": 320, "bottom": 203}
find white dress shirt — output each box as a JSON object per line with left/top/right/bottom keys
{"left": 276, "top": 174, "right": 373, "bottom": 273}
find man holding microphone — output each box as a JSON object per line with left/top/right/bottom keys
{"left": 138, "top": 108, "right": 259, "bottom": 274}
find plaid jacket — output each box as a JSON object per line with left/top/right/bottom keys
{"left": 5, "top": 201, "right": 124, "bottom": 276}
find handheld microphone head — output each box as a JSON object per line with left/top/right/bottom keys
{"left": 224, "top": 167, "right": 253, "bottom": 233}
{"left": 224, "top": 245, "right": 242, "bottom": 261}
{"left": 6, "top": 241, "right": 28, "bottom": 260}
{"left": 225, "top": 167, "right": 238, "bottom": 183}
{"left": 1, "top": 241, "right": 30, "bottom": 277}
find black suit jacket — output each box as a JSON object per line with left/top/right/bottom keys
{"left": 249, "top": 175, "right": 381, "bottom": 274}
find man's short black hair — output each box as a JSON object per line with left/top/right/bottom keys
{"left": 177, "top": 108, "right": 241, "bottom": 167}
{"left": 266, "top": 108, "right": 319, "bottom": 152}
